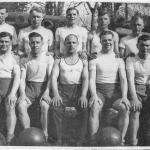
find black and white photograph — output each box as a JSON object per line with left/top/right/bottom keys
{"left": 0, "top": 1, "right": 150, "bottom": 149}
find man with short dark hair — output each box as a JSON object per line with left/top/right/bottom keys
{"left": 126, "top": 34, "right": 150, "bottom": 146}
{"left": 0, "top": 32, "right": 20, "bottom": 144}
{"left": 18, "top": 32, "right": 54, "bottom": 140}
{"left": 18, "top": 6, "right": 53, "bottom": 57}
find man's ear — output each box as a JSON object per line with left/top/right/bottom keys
{"left": 5, "top": 12, "right": 8, "bottom": 18}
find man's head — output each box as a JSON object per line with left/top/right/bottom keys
{"left": 29, "top": 32, "right": 43, "bottom": 57}
{"left": 64, "top": 34, "right": 79, "bottom": 55}
{"left": 137, "top": 34, "right": 150, "bottom": 59}
{"left": 98, "top": 9, "right": 110, "bottom": 30}
{"left": 131, "top": 13, "right": 144, "bottom": 36}
{"left": 0, "top": 32, "right": 12, "bottom": 54}
{"left": 29, "top": 6, "right": 44, "bottom": 28}
{"left": 100, "top": 30, "right": 114, "bottom": 53}
{"left": 66, "top": 7, "right": 79, "bottom": 26}
{"left": 0, "top": 7, "right": 8, "bottom": 24}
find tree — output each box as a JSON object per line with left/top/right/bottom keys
{"left": 45, "top": 2, "right": 65, "bottom": 16}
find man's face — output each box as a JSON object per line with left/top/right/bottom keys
{"left": 138, "top": 40, "right": 150, "bottom": 59}
{"left": 0, "top": 9, "right": 7, "bottom": 24}
{"left": 98, "top": 14, "right": 110, "bottom": 29}
{"left": 132, "top": 18, "right": 144, "bottom": 35}
{"left": 101, "top": 34, "right": 114, "bottom": 53}
{"left": 0, "top": 36, "right": 12, "bottom": 53}
{"left": 64, "top": 35, "right": 79, "bottom": 54}
{"left": 29, "top": 36, "right": 43, "bottom": 57}
{"left": 66, "top": 9, "right": 78, "bottom": 25}
{"left": 29, "top": 10, "right": 43, "bottom": 28}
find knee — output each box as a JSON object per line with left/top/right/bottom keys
{"left": 130, "top": 111, "right": 140, "bottom": 120}
{"left": 17, "top": 102, "right": 27, "bottom": 115}
{"left": 5, "top": 104, "right": 16, "bottom": 115}
{"left": 40, "top": 101, "right": 49, "bottom": 113}
{"left": 90, "top": 102, "right": 102, "bottom": 118}
{"left": 118, "top": 104, "right": 129, "bottom": 116}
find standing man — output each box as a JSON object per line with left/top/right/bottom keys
{"left": 18, "top": 32, "right": 54, "bottom": 140}
{"left": 52, "top": 34, "right": 88, "bottom": 145}
{"left": 126, "top": 35, "right": 150, "bottom": 146}
{"left": 0, "top": 32, "right": 20, "bottom": 143}
{"left": 0, "top": 7, "right": 18, "bottom": 51}
{"left": 89, "top": 30, "right": 130, "bottom": 145}
{"left": 119, "top": 13, "right": 144, "bottom": 59}
{"left": 55, "top": 7, "right": 88, "bottom": 58}
{"left": 18, "top": 6, "right": 53, "bottom": 57}
{"left": 87, "top": 9, "right": 119, "bottom": 58}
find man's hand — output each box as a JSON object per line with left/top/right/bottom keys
{"left": 18, "top": 94, "right": 31, "bottom": 105}
{"left": 88, "top": 52, "right": 97, "bottom": 60}
{"left": 41, "top": 92, "right": 52, "bottom": 105}
{"left": 119, "top": 97, "right": 131, "bottom": 110}
{"left": 78, "top": 51, "right": 87, "bottom": 60}
{"left": 6, "top": 93, "right": 17, "bottom": 107}
{"left": 130, "top": 99, "right": 142, "bottom": 112}
{"left": 89, "top": 95, "right": 103, "bottom": 108}
{"left": 51, "top": 95, "right": 63, "bottom": 107}
{"left": 78, "top": 96, "right": 88, "bottom": 108}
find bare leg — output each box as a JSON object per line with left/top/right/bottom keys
{"left": 18, "top": 100, "right": 31, "bottom": 129}
{"left": 113, "top": 101, "right": 129, "bottom": 145}
{"left": 40, "top": 100, "right": 49, "bottom": 140}
{"left": 89, "top": 101, "right": 103, "bottom": 142}
{"left": 5, "top": 104, "right": 16, "bottom": 143}
{"left": 129, "top": 111, "right": 139, "bottom": 145}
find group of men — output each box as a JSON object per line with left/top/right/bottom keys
{"left": 0, "top": 4, "right": 149, "bottom": 147}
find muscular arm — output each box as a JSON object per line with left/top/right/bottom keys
{"left": 118, "top": 59, "right": 128, "bottom": 98}
{"left": 81, "top": 60, "right": 89, "bottom": 97}
{"left": 126, "top": 58, "right": 138, "bottom": 100}
{"left": 114, "top": 34, "right": 119, "bottom": 55}
{"left": 51, "top": 59, "right": 60, "bottom": 96}
{"left": 89, "top": 60, "right": 97, "bottom": 97}
{"left": 10, "top": 65, "right": 20, "bottom": 96}
{"left": 19, "top": 69, "right": 27, "bottom": 96}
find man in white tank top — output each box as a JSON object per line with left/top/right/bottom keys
{"left": 126, "top": 35, "right": 150, "bottom": 146}
{"left": 51, "top": 34, "right": 88, "bottom": 146}
{"left": 89, "top": 30, "right": 130, "bottom": 145}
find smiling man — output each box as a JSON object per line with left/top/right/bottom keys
{"left": 126, "top": 34, "right": 150, "bottom": 146}
{"left": 18, "top": 6, "right": 53, "bottom": 57}
{"left": 55, "top": 7, "right": 88, "bottom": 58}
{"left": 89, "top": 30, "right": 130, "bottom": 145}
{"left": 18, "top": 32, "right": 54, "bottom": 140}
{"left": 0, "top": 32, "right": 20, "bottom": 144}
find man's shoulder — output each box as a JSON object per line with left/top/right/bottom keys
{"left": 40, "top": 26, "right": 53, "bottom": 33}
{"left": 19, "top": 26, "right": 31, "bottom": 33}
{"left": 2, "top": 23, "right": 15, "bottom": 29}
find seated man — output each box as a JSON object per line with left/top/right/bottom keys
{"left": 89, "top": 30, "right": 130, "bottom": 145}
{"left": 0, "top": 32, "right": 20, "bottom": 143}
{"left": 18, "top": 32, "right": 54, "bottom": 140}
{"left": 126, "top": 35, "right": 150, "bottom": 146}
{"left": 51, "top": 34, "right": 88, "bottom": 146}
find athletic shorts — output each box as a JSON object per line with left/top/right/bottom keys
{"left": 25, "top": 81, "right": 47, "bottom": 104}
{"left": 58, "top": 84, "right": 82, "bottom": 109}
{"left": 128, "top": 84, "right": 150, "bottom": 102}
{"left": 96, "top": 83, "right": 122, "bottom": 109}
{"left": 0, "top": 78, "right": 13, "bottom": 103}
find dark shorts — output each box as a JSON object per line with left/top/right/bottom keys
{"left": 96, "top": 83, "right": 122, "bottom": 109}
{"left": 25, "top": 81, "right": 47, "bottom": 103}
{"left": 128, "top": 84, "right": 150, "bottom": 103}
{"left": 0, "top": 78, "right": 13, "bottom": 103}
{"left": 58, "top": 84, "right": 82, "bottom": 108}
